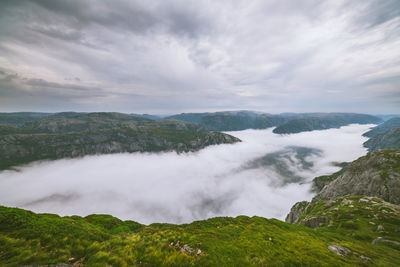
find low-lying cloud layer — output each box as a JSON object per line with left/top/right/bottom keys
{"left": 0, "top": 124, "right": 372, "bottom": 224}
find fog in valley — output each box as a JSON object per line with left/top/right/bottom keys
{"left": 0, "top": 124, "right": 373, "bottom": 224}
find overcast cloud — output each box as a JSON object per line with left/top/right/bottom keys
{"left": 0, "top": 0, "right": 399, "bottom": 113}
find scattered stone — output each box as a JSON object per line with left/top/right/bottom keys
{"left": 328, "top": 245, "right": 352, "bottom": 257}
{"left": 377, "top": 225, "right": 385, "bottom": 231}
{"left": 353, "top": 252, "right": 372, "bottom": 262}
{"left": 328, "top": 245, "right": 371, "bottom": 261}
{"left": 342, "top": 199, "right": 353, "bottom": 205}
{"left": 181, "top": 244, "right": 195, "bottom": 255}
{"left": 171, "top": 241, "right": 201, "bottom": 257}
{"left": 372, "top": 237, "right": 400, "bottom": 246}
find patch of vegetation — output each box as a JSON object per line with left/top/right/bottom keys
{"left": 1, "top": 201, "right": 400, "bottom": 266}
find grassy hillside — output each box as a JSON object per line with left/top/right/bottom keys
{"left": 1, "top": 201, "right": 399, "bottom": 266}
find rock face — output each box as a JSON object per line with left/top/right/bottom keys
{"left": 285, "top": 201, "right": 309, "bottom": 223}
{"left": 312, "top": 150, "right": 400, "bottom": 205}
{"left": 0, "top": 112, "right": 240, "bottom": 170}
{"left": 363, "top": 127, "right": 400, "bottom": 152}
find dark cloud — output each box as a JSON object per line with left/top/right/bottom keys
{"left": 0, "top": 0, "right": 399, "bottom": 113}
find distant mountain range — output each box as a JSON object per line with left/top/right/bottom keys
{"left": 166, "top": 111, "right": 382, "bottom": 133}
{"left": 0, "top": 112, "right": 239, "bottom": 170}
{"left": 1, "top": 111, "right": 398, "bottom": 170}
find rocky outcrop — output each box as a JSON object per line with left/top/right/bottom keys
{"left": 285, "top": 201, "right": 309, "bottom": 223}
{"left": 299, "top": 216, "right": 330, "bottom": 228}
{"left": 312, "top": 150, "right": 400, "bottom": 205}
{"left": 363, "top": 127, "right": 400, "bottom": 152}
{"left": 328, "top": 245, "right": 371, "bottom": 261}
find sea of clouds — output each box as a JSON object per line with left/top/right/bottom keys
{"left": 0, "top": 124, "right": 373, "bottom": 224}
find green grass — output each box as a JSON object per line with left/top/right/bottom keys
{"left": 1, "top": 198, "right": 400, "bottom": 266}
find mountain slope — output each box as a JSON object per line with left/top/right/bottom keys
{"left": 1, "top": 203, "right": 399, "bottom": 266}
{"left": 312, "top": 150, "right": 400, "bottom": 204}
{"left": 363, "top": 117, "right": 400, "bottom": 137}
{"left": 273, "top": 113, "right": 381, "bottom": 134}
{"left": 0, "top": 112, "right": 240, "bottom": 170}
{"left": 167, "top": 111, "right": 382, "bottom": 133}
{"left": 363, "top": 127, "right": 400, "bottom": 152}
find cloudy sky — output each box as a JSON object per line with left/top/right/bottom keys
{"left": 0, "top": 0, "right": 399, "bottom": 114}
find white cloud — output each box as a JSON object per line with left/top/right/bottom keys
{"left": 0, "top": 124, "right": 372, "bottom": 224}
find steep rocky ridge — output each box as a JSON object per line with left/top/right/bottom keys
{"left": 363, "top": 127, "right": 400, "bottom": 152}
{"left": 312, "top": 150, "right": 400, "bottom": 204}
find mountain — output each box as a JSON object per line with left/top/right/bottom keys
{"left": 166, "top": 111, "right": 288, "bottom": 131}
{"left": 0, "top": 112, "right": 240, "bottom": 170}
{"left": 311, "top": 150, "right": 400, "bottom": 205}
{"left": 363, "top": 127, "right": 400, "bottom": 152}
{"left": 273, "top": 113, "right": 382, "bottom": 134}
{"left": 1, "top": 198, "right": 399, "bottom": 266}
{"left": 363, "top": 117, "right": 400, "bottom": 138}
{"left": 129, "top": 113, "right": 163, "bottom": 120}
{"left": 0, "top": 112, "right": 52, "bottom": 126}
{"left": 167, "top": 111, "right": 382, "bottom": 133}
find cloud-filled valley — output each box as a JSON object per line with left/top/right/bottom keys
{"left": 0, "top": 124, "right": 372, "bottom": 224}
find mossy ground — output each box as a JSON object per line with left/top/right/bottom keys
{"left": 1, "top": 198, "right": 399, "bottom": 266}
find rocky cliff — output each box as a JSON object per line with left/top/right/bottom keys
{"left": 312, "top": 150, "right": 400, "bottom": 204}
{"left": 363, "top": 127, "right": 400, "bottom": 152}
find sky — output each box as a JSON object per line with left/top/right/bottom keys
{"left": 0, "top": 124, "right": 371, "bottom": 224}
{"left": 0, "top": 0, "right": 399, "bottom": 114}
